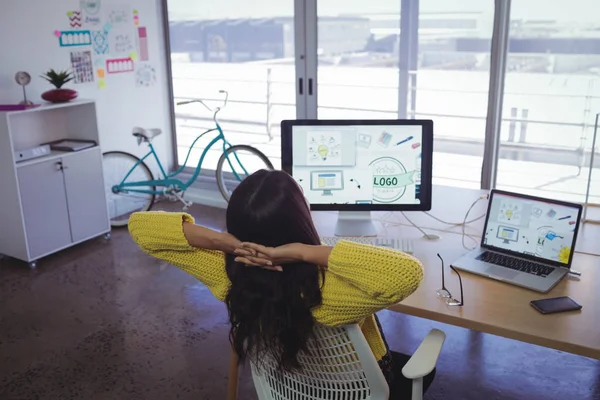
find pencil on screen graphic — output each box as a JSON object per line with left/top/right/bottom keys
{"left": 396, "top": 136, "right": 414, "bottom": 145}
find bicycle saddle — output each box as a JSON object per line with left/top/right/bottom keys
{"left": 132, "top": 127, "right": 162, "bottom": 144}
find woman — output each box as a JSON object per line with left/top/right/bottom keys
{"left": 128, "top": 169, "right": 436, "bottom": 398}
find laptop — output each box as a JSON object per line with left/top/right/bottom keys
{"left": 452, "top": 189, "right": 583, "bottom": 293}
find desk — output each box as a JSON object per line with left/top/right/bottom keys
{"left": 311, "top": 190, "right": 600, "bottom": 360}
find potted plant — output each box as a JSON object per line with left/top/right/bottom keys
{"left": 40, "top": 69, "right": 78, "bottom": 103}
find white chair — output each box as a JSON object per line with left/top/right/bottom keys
{"left": 247, "top": 324, "right": 446, "bottom": 400}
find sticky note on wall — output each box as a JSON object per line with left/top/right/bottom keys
{"left": 137, "top": 27, "right": 149, "bottom": 61}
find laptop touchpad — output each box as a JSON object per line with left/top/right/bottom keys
{"left": 485, "top": 266, "right": 519, "bottom": 280}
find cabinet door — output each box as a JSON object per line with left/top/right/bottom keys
{"left": 62, "top": 148, "right": 110, "bottom": 242}
{"left": 17, "top": 159, "right": 72, "bottom": 259}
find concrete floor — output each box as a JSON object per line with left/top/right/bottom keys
{"left": 1, "top": 203, "right": 599, "bottom": 400}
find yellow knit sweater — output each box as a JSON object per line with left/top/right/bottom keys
{"left": 128, "top": 211, "right": 424, "bottom": 361}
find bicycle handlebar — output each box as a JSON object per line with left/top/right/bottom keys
{"left": 177, "top": 99, "right": 212, "bottom": 113}
{"left": 177, "top": 90, "right": 229, "bottom": 111}
{"left": 177, "top": 90, "right": 228, "bottom": 125}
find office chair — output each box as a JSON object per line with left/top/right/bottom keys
{"left": 228, "top": 324, "right": 445, "bottom": 400}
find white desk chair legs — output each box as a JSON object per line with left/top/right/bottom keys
{"left": 402, "top": 329, "right": 446, "bottom": 400}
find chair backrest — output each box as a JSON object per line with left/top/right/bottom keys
{"left": 250, "top": 324, "right": 389, "bottom": 400}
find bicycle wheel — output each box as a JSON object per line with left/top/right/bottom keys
{"left": 103, "top": 151, "right": 156, "bottom": 227}
{"left": 216, "top": 145, "right": 274, "bottom": 201}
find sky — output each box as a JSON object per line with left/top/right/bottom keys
{"left": 167, "top": 0, "right": 600, "bottom": 23}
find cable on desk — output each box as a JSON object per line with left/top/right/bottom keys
{"left": 373, "top": 193, "right": 489, "bottom": 246}
{"left": 401, "top": 211, "right": 434, "bottom": 238}
{"left": 423, "top": 193, "right": 489, "bottom": 227}
{"left": 375, "top": 211, "right": 441, "bottom": 241}
{"left": 461, "top": 195, "right": 488, "bottom": 250}
{"left": 423, "top": 211, "right": 486, "bottom": 226}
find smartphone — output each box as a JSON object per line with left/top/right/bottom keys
{"left": 530, "top": 296, "right": 582, "bottom": 315}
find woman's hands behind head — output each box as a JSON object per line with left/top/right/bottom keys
{"left": 233, "top": 242, "right": 307, "bottom": 272}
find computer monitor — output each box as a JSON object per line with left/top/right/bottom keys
{"left": 281, "top": 119, "right": 434, "bottom": 236}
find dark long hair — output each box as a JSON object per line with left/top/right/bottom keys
{"left": 224, "top": 169, "right": 323, "bottom": 372}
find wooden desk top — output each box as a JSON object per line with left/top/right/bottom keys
{"left": 312, "top": 212, "right": 600, "bottom": 360}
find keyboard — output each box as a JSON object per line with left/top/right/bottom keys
{"left": 476, "top": 251, "right": 555, "bottom": 277}
{"left": 320, "top": 236, "right": 414, "bottom": 254}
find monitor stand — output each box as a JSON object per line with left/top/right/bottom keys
{"left": 334, "top": 211, "right": 377, "bottom": 237}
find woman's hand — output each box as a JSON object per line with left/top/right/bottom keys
{"left": 233, "top": 242, "right": 307, "bottom": 271}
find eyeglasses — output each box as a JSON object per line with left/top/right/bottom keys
{"left": 436, "top": 253, "right": 464, "bottom": 307}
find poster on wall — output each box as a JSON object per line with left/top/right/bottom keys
{"left": 137, "top": 27, "right": 149, "bottom": 61}
{"left": 110, "top": 31, "right": 135, "bottom": 55}
{"left": 106, "top": 57, "right": 135, "bottom": 74}
{"left": 80, "top": 0, "right": 102, "bottom": 27}
{"left": 136, "top": 63, "right": 156, "bottom": 87}
{"left": 70, "top": 51, "right": 95, "bottom": 83}
{"left": 56, "top": 30, "right": 92, "bottom": 47}
{"left": 108, "top": 4, "right": 131, "bottom": 27}
{"left": 67, "top": 11, "right": 82, "bottom": 28}
{"left": 91, "top": 30, "right": 109, "bottom": 54}
{"left": 105, "top": 3, "right": 134, "bottom": 55}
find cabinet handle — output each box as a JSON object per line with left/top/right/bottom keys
{"left": 55, "top": 161, "right": 68, "bottom": 171}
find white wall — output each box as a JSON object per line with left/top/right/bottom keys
{"left": 0, "top": 0, "right": 174, "bottom": 172}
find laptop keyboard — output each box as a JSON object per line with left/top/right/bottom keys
{"left": 476, "top": 251, "right": 555, "bottom": 277}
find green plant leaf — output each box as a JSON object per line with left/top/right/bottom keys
{"left": 41, "top": 69, "right": 73, "bottom": 88}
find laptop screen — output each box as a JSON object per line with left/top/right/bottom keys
{"left": 483, "top": 192, "right": 581, "bottom": 265}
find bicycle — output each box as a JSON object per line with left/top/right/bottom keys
{"left": 102, "top": 90, "right": 274, "bottom": 227}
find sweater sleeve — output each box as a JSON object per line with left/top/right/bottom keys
{"left": 313, "top": 240, "right": 423, "bottom": 326}
{"left": 128, "top": 212, "right": 230, "bottom": 301}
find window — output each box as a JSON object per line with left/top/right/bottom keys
{"left": 166, "top": 0, "right": 296, "bottom": 173}
{"left": 496, "top": 0, "right": 600, "bottom": 204}
{"left": 315, "top": 0, "right": 494, "bottom": 189}
{"left": 414, "top": 2, "right": 493, "bottom": 189}
{"left": 316, "top": 2, "right": 400, "bottom": 121}
{"left": 162, "top": 0, "right": 600, "bottom": 209}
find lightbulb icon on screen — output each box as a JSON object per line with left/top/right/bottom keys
{"left": 506, "top": 209, "right": 513, "bottom": 220}
{"left": 318, "top": 145, "right": 329, "bottom": 160}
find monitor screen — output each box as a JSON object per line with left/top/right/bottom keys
{"left": 483, "top": 191, "right": 582, "bottom": 265}
{"left": 281, "top": 120, "right": 433, "bottom": 211}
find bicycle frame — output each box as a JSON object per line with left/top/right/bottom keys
{"left": 114, "top": 122, "right": 250, "bottom": 196}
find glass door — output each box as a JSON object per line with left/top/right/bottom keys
{"left": 166, "top": 0, "right": 303, "bottom": 171}
{"left": 310, "top": 0, "right": 496, "bottom": 189}
{"left": 494, "top": 0, "right": 600, "bottom": 203}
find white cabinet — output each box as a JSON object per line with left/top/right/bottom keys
{"left": 0, "top": 100, "right": 110, "bottom": 266}
{"left": 63, "top": 149, "right": 110, "bottom": 242}
{"left": 18, "top": 157, "right": 73, "bottom": 258}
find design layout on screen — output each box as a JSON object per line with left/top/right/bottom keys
{"left": 483, "top": 193, "right": 578, "bottom": 264}
{"left": 291, "top": 125, "right": 423, "bottom": 205}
